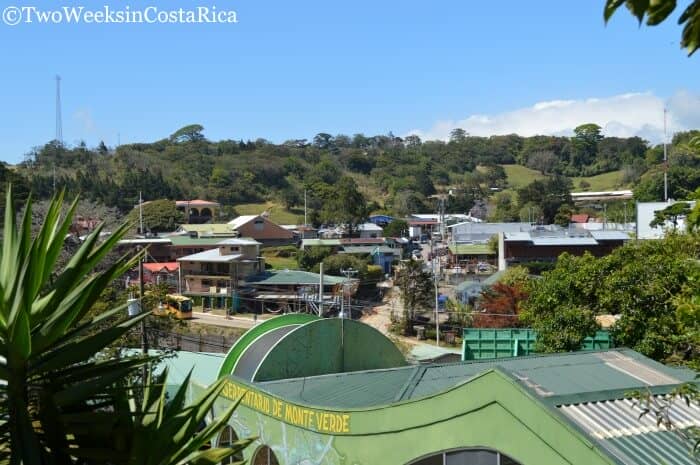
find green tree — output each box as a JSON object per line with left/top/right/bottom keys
{"left": 572, "top": 123, "right": 603, "bottom": 168}
{"left": 383, "top": 219, "right": 409, "bottom": 238}
{"left": 520, "top": 253, "right": 602, "bottom": 352}
{"left": 526, "top": 150, "right": 558, "bottom": 174}
{"left": 517, "top": 176, "right": 573, "bottom": 224}
{"left": 317, "top": 254, "right": 370, "bottom": 281}
{"left": 650, "top": 201, "right": 692, "bottom": 230}
{"left": 523, "top": 236, "right": 700, "bottom": 363}
{"left": 128, "top": 199, "right": 185, "bottom": 233}
{"left": 0, "top": 189, "right": 250, "bottom": 464}
{"left": 319, "top": 176, "right": 368, "bottom": 234}
{"left": 449, "top": 128, "right": 468, "bottom": 143}
{"left": 554, "top": 204, "right": 574, "bottom": 227}
{"left": 395, "top": 259, "right": 434, "bottom": 335}
{"left": 297, "top": 246, "right": 333, "bottom": 271}
{"left": 169, "top": 124, "right": 205, "bottom": 143}
{"left": 604, "top": 0, "right": 700, "bottom": 56}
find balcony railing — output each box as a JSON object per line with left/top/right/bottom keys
{"left": 182, "top": 270, "right": 232, "bottom": 278}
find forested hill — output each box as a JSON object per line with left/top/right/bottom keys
{"left": 3, "top": 123, "right": 700, "bottom": 221}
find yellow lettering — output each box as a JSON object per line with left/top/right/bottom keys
{"left": 221, "top": 383, "right": 352, "bottom": 433}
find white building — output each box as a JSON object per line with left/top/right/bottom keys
{"left": 356, "top": 222, "right": 383, "bottom": 238}
{"left": 636, "top": 201, "right": 696, "bottom": 239}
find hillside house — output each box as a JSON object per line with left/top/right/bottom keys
{"left": 175, "top": 199, "right": 220, "bottom": 224}
{"left": 356, "top": 222, "right": 383, "bottom": 238}
{"left": 177, "top": 238, "right": 264, "bottom": 310}
{"left": 227, "top": 215, "right": 295, "bottom": 246}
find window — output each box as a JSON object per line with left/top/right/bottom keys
{"left": 254, "top": 219, "right": 264, "bottom": 231}
{"left": 217, "top": 426, "right": 243, "bottom": 464}
{"left": 252, "top": 446, "right": 279, "bottom": 465}
{"left": 408, "top": 449, "right": 520, "bottom": 465}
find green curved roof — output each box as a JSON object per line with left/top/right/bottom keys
{"left": 219, "top": 316, "right": 407, "bottom": 383}
{"left": 252, "top": 318, "right": 407, "bottom": 382}
{"left": 217, "top": 313, "right": 319, "bottom": 378}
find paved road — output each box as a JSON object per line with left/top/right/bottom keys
{"left": 189, "top": 311, "right": 259, "bottom": 329}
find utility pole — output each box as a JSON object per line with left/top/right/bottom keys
{"left": 304, "top": 190, "right": 308, "bottom": 228}
{"left": 433, "top": 257, "right": 440, "bottom": 346}
{"left": 340, "top": 268, "right": 358, "bottom": 319}
{"left": 55, "top": 75, "right": 63, "bottom": 144}
{"left": 318, "top": 262, "right": 324, "bottom": 316}
{"left": 663, "top": 108, "right": 669, "bottom": 202}
{"left": 139, "top": 191, "right": 144, "bottom": 235}
{"left": 134, "top": 246, "right": 148, "bottom": 383}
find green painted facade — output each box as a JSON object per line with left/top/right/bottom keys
{"left": 207, "top": 370, "right": 615, "bottom": 465}
{"left": 175, "top": 315, "right": 700, "bottom": 465}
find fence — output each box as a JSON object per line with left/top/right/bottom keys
{"left": 144, "top": 329, "right": 240, "bottom": 353}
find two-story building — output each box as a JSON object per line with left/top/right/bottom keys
{"left": 176, "top": 238, "right": 265, "bottom": 310}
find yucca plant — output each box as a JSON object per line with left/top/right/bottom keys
{"left": 0, "top": 188, "right": 251, "bottom": 464}
{"left": 121, "top": 369, "right": 252, "bottom": 465}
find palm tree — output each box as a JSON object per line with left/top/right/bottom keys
{"left": 0, "top": 188, "right": 251, "bottom": 464}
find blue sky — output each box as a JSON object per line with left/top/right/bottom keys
{"left": 1, "top": 0, "right": 699, "bottom": 163}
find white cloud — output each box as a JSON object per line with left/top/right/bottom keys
{"left": 406, "top": 90, "right": 700, "bottom": 144}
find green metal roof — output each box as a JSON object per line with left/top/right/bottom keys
{"left": 448, "top": 243, "right": 495, "bottom": 255}
{"left": 340, "top": 246, "right": 400, "bottom": 255}
{"left": 167, "top": 235, "right": 257, "bottom": 246}
{"left": 178, "top": 224, "right": 237, "bottom": 235}
{"left": 257, "top": 349, "right": 697, "bottom": 409}
{"left": 245, "top": 269, "right": 349, "bottom": 286}
{"left": 218, "top": 314, "right": 319, "bottom": 378}
{"left": 168, "top": 236, "right": 228, "bottom": 246}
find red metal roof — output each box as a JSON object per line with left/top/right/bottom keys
{"left": 142, "top": 262, "right": 179, "bottom": 273}
{"left": 570, "top": 214, "right": 590, "bottom": 224}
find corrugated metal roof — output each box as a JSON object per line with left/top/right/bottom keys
{"left": 176, "top": 249, "right": 242, "bottom": 263}
{"left": 590, "top": 230, "right": 632, "bottom": 241}
{"left": 259, "top": 366, "right": 416, "bottom": 408}
{"left": 559, "top": 397, "right": 700, "bottom": 465}
{"left": 340, "top": 246, "right": 399, "bottom": 255}
{"left": 227, "top": 215, "right": 260, "bottom": 229}
{"left": 168, "top": 235, "right": 228, "bottom": 246}
{"left": 217, "top": 238, "right": 261, "bottom": 245}
{"left": 531, "top": 237, "right": 599, "bottom": 246}
{"left": 245, "top": 270, "right": 349, "bottom": 286}
{"left": 257, "top": 350, "right": 697, "bottom": 409}
{"left": 301, "top": 239, "right": 342, "bottom": 247}
{"left": 448, "top": 244, "right": 495, "bottom": 255}
{"left": 178, "top": 223, "right": 237, "bottom": 235}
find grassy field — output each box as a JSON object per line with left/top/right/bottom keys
{"left": 261, "top": 246, "right": 299, "bottom": 270}
{"left": 499, "top": 165, "right": 626, "bottom": 192}
{"left": 572, "top": 170, "right": 627, "bottom": 191}
{"left": 232, "top": 202, "right": 304, "bottom": 224}
{"left": 500, "top": 165, "right": 547, "bottom": 189}
{"left": 263, "top": 255, "right": 299, "bottom": 270}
